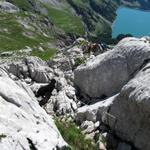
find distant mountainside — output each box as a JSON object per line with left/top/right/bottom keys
{"left": 6, "top": 0, "right": 118, "bottom": 42}
{"left": 119, "top": 0, "right": 150, "bottom": 9}
{"left": 0, "top": 0, "right": 150, "bottom": 60}
{"left": 0, "top": 0, "right": 84, "bottom": 60}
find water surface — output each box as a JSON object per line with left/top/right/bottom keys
{"left": 112, "top": 7, "right": 150, "bottom": 38}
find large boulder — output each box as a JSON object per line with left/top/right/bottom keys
{"left": 44, "top": 77, "right": 77, "bottom": 115}
{"left": 106, "top": 62, "right": 150, "bottom": 150}
{"left": 0, "top": 70, "right": 67, "bottom": 150}
{"left": 76, "top": 95, "right": 116, "bottom": 124}
{"left": 74, "top": 37, "right": 150, "bottom": 98}
{"left": 25, "top": 57, "right": 54, "bottom": 83}
{"left": 8, "top": 57, "right": 54, "bottom": 83}
{"left": 8, "top": 61, "right": 29, "bottom": 79}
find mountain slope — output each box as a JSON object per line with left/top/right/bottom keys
{"left": 0, "top": 0, "right": 85, "bottom": 60}
{"left": 0, "top": 0, "right": 150, "bottom": 60}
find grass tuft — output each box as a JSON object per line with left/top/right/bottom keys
{"left": 55, "top": 117, "right": 97, "bottom": 150}
{"left": 31, "top": 48, "right": 57, "bottom": 61}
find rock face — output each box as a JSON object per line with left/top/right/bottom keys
{"left": 2, "top": 36, "right": 150, "bottom": 150}
{"left": 107, "top": 62, "right": 150, "bottom": 150}
{"left": 0, "top": 1, "right": 19, "bottom": 13}
{"left": 74, "top": 37, "right": 150, "bottom": 150}
{"left": 74, "top": 37, "right": 150, "bottom": 98}
{"left": 0, "top": 69, "right": 67, "bottom": 150}
{"left": 76, "top": 95, "right": 116, "bottom": 124}
{"left": 4, "top": 48, "right": 80, "bottom": 116}
{"left": 44, "top": 77, "right": 77, "bottom": 115}
{"left": 8, "top": 56, "right": 54, "bottom": 83}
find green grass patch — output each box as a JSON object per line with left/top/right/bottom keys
{"left": 55, "top": 118, "right": 97, "bottom": 150}
{"left": 74, "top": 57, "right": 86, "bottom": 67}
{"left": 45, "top": 5, "right": 84, "bottom": 36}
{"left": 31, "top": 48, "right": 57, "bottom": 61}
{"left": 0, "top": 13, "right": 55, "bottom": 52}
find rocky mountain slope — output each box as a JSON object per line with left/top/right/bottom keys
{"left": 75, "top": 37, "right": 150, "bottom": 150}
{"left": 1, "top": 1, "right": 150, "bottom": 150}
{"left": 1, "top": 0, "right": 150, "bottom": 60}
{"left": 0, "top": 65, "right": 68, "bottom": 150}
{"left": 1, "top": 36, "right": 150, "bottom": 150}
{"left": 0, "top": 0, "right": 84, "bottom": 61}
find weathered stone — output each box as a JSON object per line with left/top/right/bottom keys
{"left": 45, "top": 90, "right": 77, "bottom": 115}
{"left": 81, "top": 121, "right": 95, "bottom": 133}
{"left": 48, "top": 54, "right": 72, "bottom": 71}
{"left": 74, "top": 37, "right": 150, "bottom": 99}
{"left": 25, "top": 57, "right": 53, "bottom": 83}
{"left": 8, "top": 62, "right": 29, "bottom": 79}
{"left": 94, "top": 121, "right": 100, "bottom": 129}
{"left": 0, "top": 70, "right": 67, "bottom": 150}
{"left": 56, "top": 77, "right": 68, "bottom": 91}
{"left": 0, "top": 51, "right": 13, "bottom": 57}
{"left": 107, "top": 63, "right": 150, "bottom": 150}
{"left": 7, "top": 57, "right": 55, "bottom": 83}
{"left": 99, "top": 142, "right": 107, "bottom": 150}
{"left": 76, "top": 95, "right": 116, "bottom": 124}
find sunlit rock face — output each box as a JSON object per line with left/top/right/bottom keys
{"left": 0, "top": 69, "right": 67, "bottom": 150}
{"left": 108, "top": 62, "right": 150, "bottom": 150}
{"left": 74, "top": 37, "right": 150, "bottom": 99}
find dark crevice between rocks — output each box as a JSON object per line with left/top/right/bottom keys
{"left": 24, "top": 58, "right": 32, "bottom": 79}
{"left": 74, "top": 57, "right": 150, "bottom": 107}
{"left": 27, "top": 138, "right": 38, "bottom": 150}
{"left": 130, "top": 58, "right": 150, "bottom": 79}
{"left": 100, "top": 107, "right": 138, "bottom": 150}
{"left": 96, "top": 120, "right": 137, "bottom": 150}
{"left": 75, "top": 85, "right": 108, "bottom": 106}
{"left": 56, "top": 145, "right": 71, "bottom": 150}
{"left": 35, "top": 79, "right": 56, "bottom": 106}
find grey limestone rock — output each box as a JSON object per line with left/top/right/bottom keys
{"left": 74, "top": 37, "right": 150, "bottom": 99}
{"left": 107, "top": 63, "right": 150, "bottom": 150}
{"left": 0, "top": 69, "right": 67, "bottom": 150}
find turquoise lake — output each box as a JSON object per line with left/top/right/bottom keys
{"left": 112, "top": 7, "right": 150, "bottom": 38}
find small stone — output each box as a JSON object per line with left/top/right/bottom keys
{"left": 99, "top": 142, "right": 107, "bottom": 150}
{"left": 24, "top": 78, "right": 32, "bottom": 83}
{"left": 85, "top": 132, "right": 95, "bottom": 140}
{"left": 94, "top": 121, "right": 100, "bottom": 128}
{"left": 80, "top": 121, "right": 94, "bottom": 130}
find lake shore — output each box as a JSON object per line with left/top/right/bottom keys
{"left": 112, "top": 6, "right": 150, "bottom": 38}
